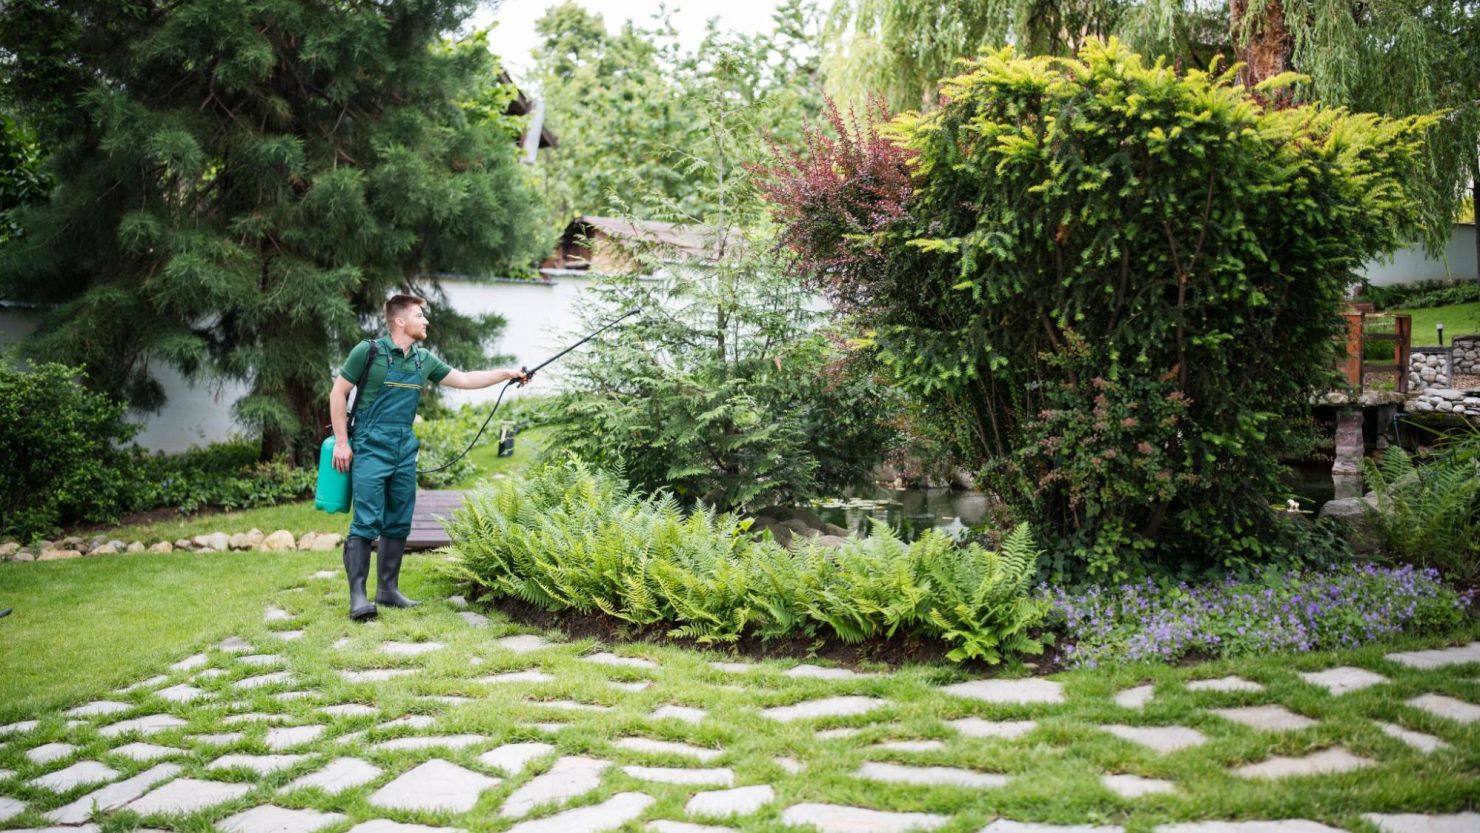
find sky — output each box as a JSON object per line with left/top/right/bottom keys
{"left": 468, "top": 0, "right": 788, "bottom": 81}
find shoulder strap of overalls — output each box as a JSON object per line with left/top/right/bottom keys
{"left": 347, "top": 339, "right": 379, "bottom": 435}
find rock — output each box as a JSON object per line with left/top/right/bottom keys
{"left": 810, "top": 535, "right": 849, "bottom": 548}
{"left": 13, "top": 552, "right": 35, "bottom": 562}
{"left": 148, "top": 542, "right": 174, "bottom": 553}
{"left": 779, "top": 519, "right": 820, "bottom": 538}
{"left": 126, "top": 542, "right": 145, "bottom": 553}
{"left": 1430, "top": 388, "right": 1464, "bottom": 400}
{"left": 790, "top": 508, "right": 826, "bottom": 530}
{"left": 62, "top": 535, "right": 83, "bottom": 547}
{"left": 310, "top": 533, "right": 342, "bottom": 551}
{"left": 228, "top": 532, "right": 249, "bottom": 550}
{"left": 174, "top": 538, "right": 193, "bottom": 550}
{"left": 39, "top": 549, "right": 83, "bottom": 561}
{"left": 262, "top": 530, "right": 297, "bottom": 551}
{"left": 195, "top": 532, "right": 229, "bottom": 551}
{"left": 297, "top": 532, "right": 319, "bottom": 550}
{"left": 107, "top": 539, "right": 125, "bottom": 549}
{"left": 951, "top": 468, "right": 977, "bottom": 489}
{"left": 1318, "top": 497, "right": 1382, "bottom": 554}
{"left": 90, "top": 543, "right": 119, "bottom": 556}
{"left": 0, "top": 542, "right": 18, "bottom": 557}
{"left": 1413, "top": 400, "right": 1435, "bottom": 412}
{"left": 823, "top": 523, "right": 850, "bottom": 538}
{"left": 760, "top": 524, "right": 791, "bottom": 547}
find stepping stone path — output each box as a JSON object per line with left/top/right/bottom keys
{"left": 1363, "top": 813, "right": 1480, "bottom": 833}
{"left": 503, "top": 792, "right": 654, "bottom": 833}
{"left": 320, "top": 704, "right": 378, "bottom": 718}
{"left": 872, "top": 740, "right": 945, "bottom": 752}
{"left": 1155, "top": 823, "right": 1346, "bottom": 832}
{"left": 685, "top": 784, "right": 774, "bottom": 817}
{"left": 1211, "top": 706, "right": 1318, "bottom": 732}
{"left": 613, "top": 738, "right": 722, "bottom": 762}
{"left": 283, "top": 758, "right": 383, "bottom": 794}
{"left": 780, "top": 803, "right": 950, "bottom": 832}
{"left": 762, "top": 695, "right": 885, "bottom": 722}
{"left": 458, "top": 612, "right": 489, "bottom": 627}
{"left": 0, "top": 797, "right": 24, "bottom": 823}
{"left": 239, "top": 654, "right": 282, "bottom": 666}
{"left": 348, "top": 823, "right": 460, "bottom": 833}
{"left": 100, "top": 714, "right": 186, "bottom": 737}
{"left": 266, "top": 725, "right": 326, "bottom": 749}
{"left": 373, "top": 735, "right": 486, "bottom": 752}
{"left": 218, "top": 805, "right": 345, "bottom": 833}
{"left": 496, "top": 635, "right": 556, "bottom": 654}
{"left": 479, "top": 670, "right": 555, "bottom": 684}
{"left": 45, "top": 763, "right": 182, "bottom": 824}
{"left": 982, "top": 825, "right": 1125, "bottom": 833}
{"left": 1232, "top": 747, "right": 1373, "bottom": 779}
{"left": 948, "top": 718, "right": 1036, "bottom": 739}
{"left": 378, "top": 641, "right": 444, "bottom": 656}
{"left": 1384, "top": 642, "right": 1480, "bottom": 669}
{"left": 1103, "top": 725, "right": 1207, "bottom": 754}
{"left": 817, "top": 727, "right": 861, "bottom": 740}
{"left": 110, "top": 743, "right": 180, "bottom": 761}
{"left": 784, "top": 664, "right": 871, "bottom": 679}
{"left": 64, "top": 700, "right": 131, "bottom": 717}
{"left": 622, "top": 766, "right": 735, "bottom": 786}
{"left": 648, "top": 823, "right": 738, "bottom": 833}
{"left": 650, "top": 705, "right": 706, "bottom": 723}
{"left": 1297, "top": 666, "right": 1387, "bottom": 695}
{"left": 1375, "top": 721, "right": 1450, "bottom": 753}
{"left": 1186, "top": 676, "right": 1263, "bottom": 693}
{"left": 943, "top": 678, "right": 1064, "bottom": 703}
{"left": 155, "top": 684, "right": 207, "bottom": 703}
{"left": 370, "top": 759, "right": 499, "bottom": 813}
{"left": 219, "top": 636, "right": 254, "bottom": 652}
{"left": 1101, "top": 773, "right": 1176, "bottom": 798}
{"left": 480, "top": 742, "right": 555, "bottom": 774}
{"left": 30, "top": 761, "right": 119, "bottom": 792}
{"left": 1406, "top": 694, "right": 1480, "bottom": 724}
{"left": 339, "top": 669, "right": 414, "bottom": 683}
{"left": 127, "top": 778, "right": 252, "bottom": 815}
{"left": 26, "top": 743, "right": 76, "bottom": 765}
{"left": 499, "top": 756, "right": 609, "bottom": 818}
{"left": 583, "top": 651, "right": 656, "bottom": 669}
{"left": 856, "top": 762, "right": 1008, "bottom": 789}
{"left": 1114, "top": 685, "right": 1155, "bottom": 709}
{"left": 208, "top": 754, "right": 309, "bottom": 775}
{"left": 236, "top": 671, "right": 296, "bottom": 689}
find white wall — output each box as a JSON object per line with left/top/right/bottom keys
{"left": 1360, "top": 223, "right": 1477, "bottom": 287}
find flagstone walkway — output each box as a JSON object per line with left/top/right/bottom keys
{"left": 1, "top": 575, "right": 1477, "bottom": 833}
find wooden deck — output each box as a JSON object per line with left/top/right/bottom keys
{"left": 407, "top": 490, "right": 468, "bottom": 550}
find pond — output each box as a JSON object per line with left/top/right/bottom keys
{"left": 813, "top": 487, "right": 992, "bottom": 542}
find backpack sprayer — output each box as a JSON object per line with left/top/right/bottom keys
{"left": 314, "top": 309, "right": 641, "bottom": 513}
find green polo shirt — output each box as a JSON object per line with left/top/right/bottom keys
{"left": 338, "top": 336, "right": 452, "bottom": 415}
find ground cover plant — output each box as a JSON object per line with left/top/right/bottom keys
{"left": 1045, "top": 565, "right": 1470, "bottom": 669}
{"left": 444, "top": 458, "right": 1047, "bottom": 663}
{"left": 760, "top": 40, "right": 1435, "bottom": 580}
{"left": 1, "top": 543, "right": 1479, "bottom": 833}
{"left": 1364, "top": 428, "right": 1480, "bottom": 586}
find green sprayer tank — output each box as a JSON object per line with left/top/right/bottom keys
{"left": 314, "top": 436, "right": 351, "bottom": 513}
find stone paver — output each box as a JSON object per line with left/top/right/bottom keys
{"left": 1101, "top": 773, "right": 1175, "bottom": 798}
{"left": 239, "top": 654, "right": 283, "bottom": 666}
{"left": 1407, "top": 694, "right": 1480, "bottom": 724}
{"left": 282, "top": 758, "right": 383, "bottom": 794}
{"left": 378, "top": 641, "right": 445, "bottom": 657}
{"left": 480, "top": 742, "right": 556, "bottom": 775}
{"left": 64, "top": 701, "right": 132, "bottom": 718}
{"left": 1375, "top": 721, "right": 1450, "bottom": 753}
{"left": 1362, "top": 813, "right": 1480, "bottom": 833}
{"left": 784, "top": 664, "right": 871, "bottom": 679}
{"left": 218, "top": 637, "right": 254, "bottom": 652}
{"left": 503, "top": 792, "right": 655, "bottom": 833}
{"left": 1185, "top": 676, "right": 1264, "bottom": 693}
{"left": 817, "top": 728, "right": 861, "bottom": 740}
{"left": 614, "top": 738, "right": 723, "bottom": 762}
{"left": 526, "top": 722, "right": 569, "bottom": 733}
{"left": 479, "top": 670, "right": 555, "bottom": 684}
{"left": 1, "top": 719, "right": 40, "bottom": 736}
{"left": 584, "top": 651, "right": 657, "bottom": 669}
{"left": 611, "top": 681, "right": 653, "bottom": 692}
{"left": 373, "top": 734, "right": 487, "bottom": 752}
{"left": 110, "top": 743, "right": 181, "bottom": 762}
{"left": 1114, "top": 685, "right": 1155, "bottom": 710}
{"left": 686, "top": 784, "right": 774, "bottom": 817}
{"left": 1232, "top": 747, "right": 1374, "bottom": 779}
{"left": 872, "top": 740, "right": 945, "bottom": 752}
{"left": 189, "top": 732, "right": 246, "bottom": 745}
{"left": 448, "top": 595, "right": 469, "bottom": 608}
{"left": 381, "top": 715, "right": 436, "bottom": 730}
{"left": 100, "top": 714, "right": 187, "bottom": 738}
{"left": 500, "top": 756, "right": 610, "bottom": 818}
{"left": 1297, "top": 666, "right": 1387, "bottom": 695}
{"left": 762, "top": 696, "right": 886, "bottom": 722}
{"left": 709, "top": 662, "right": 753, "bottom": 673}
{"left": 779, "top": 803, "right": 950, "bottom": 833}
{"left": 312, "top": 571, "right": 338, "bottom": 580}
{"left": 171, "top": 654, "right": 208, "bottom": 672}
{"left": 651, "top": 705, "right": 706, "bottom": 724}
{"left": 264, "top": 607, "right": 293, "bottom": 622}
{"left": 346, "top": 823, "right": 462, "bottom": 833}
{"left": 208, "top": 754, "right": 309, "bottom": 775}
{"left": 320, "top": 704, "right": 378, "bottom": 718}
{"left": 223, "top": 713, "right": 289, "bottom": 726}
{"left": 948, "top": 718, "right": 1036, "bottom": 739}
{"left": 127, "top": 778, "right": 252, "bottom": 815}
{"left": 265, "top": 725, "right": 326, "bottom": 750}
{"left": 26, "top": 742, "right": 77, "bottom": 764}
{"left": 459, "top": 612, "right": 490, "bottom": 627}
{"left": 155, "top": 684, "right": 207, "bottom": 703}
{"left": 339, "top": 669, "right": 414, "bottom": 683}
{"left": 622, "top": 766, "right": 735, "bottom": 786}
{"left": 1154, "top": 823, "right": 1347, "bottom": 833}
{"left": 271, "top": 631, "right": 305, "bottom": 642}
{"left": 648, "top": 822, "right": 738, "bottom": 833}
{"left": 942, "top": 678, "right": 1064, "bottom": 704}
{"left": 0, "top": 826, "right": 100, "bottom": 833}
{"left": 119, "top": 675, "right": 169, "bottom": 693}
{"left": 235, "top": 672, "right": 296, "bottom": 689}
{"left": 496, "top": 635, "right": 556, "bottom": 654}
{"left": 0, "top": 797, "right": 23, "bottom": 823}
{"left": 30, "top": 761, "right": 120, "bottom": 792}
{"left": 369, "top": 759, "right": 500, "bottom": 813}
{"left": 1103, "top": 725, "right": 1207, "bottom": 754}
{"left": 44, "top": 764, "right": 183, "bottom": 824}
{"left": 981, "top": 824, "right": 1125, "bottom": 833}
{"left": 218, "top": 805, "right": 345, "bottom": 833}
{"left": 271, "top": 691, "right": 314, "bottom": 703}
{"left": 857, "top": 762, "right": 1008, "bottom": 789}
{"left": 533, "top": 699, "right": 610, "bottom": 712}
{"left": 1384, "top": 642, "right": 1480, "bottom": 669}
{"left": 773, "top": 757, "right": 803, "bottom": 774}
{"left": 1211, "top": 706, "right": 1317, "bottom": 732}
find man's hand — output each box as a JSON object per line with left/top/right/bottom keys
{"left": 332, "top": 439, "right": 353, "bottom": 473}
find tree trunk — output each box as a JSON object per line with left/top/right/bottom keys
{"left": 1473, "top": 172, "right": 1478, "bottom": 289}
{"left": 1230, "top": 0, "right": 1293, "bottom": 103}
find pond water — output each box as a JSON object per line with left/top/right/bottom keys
{"left": 813, "top": 487, "right": 992, "bottom": 542}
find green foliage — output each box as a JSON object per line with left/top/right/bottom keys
{"left": 1362, "top": 280, "right": 1480, "bottom": 312}
{"left": 0, "top": 0, "right": 551, "bottom": 461}
{"left": 0, "top": 359, "right": 141, "bottom": 539}
{"left": 413, "top": 407, "right": 487, "bottom": 489}
{"left": 444, "top": 458, "right": 1050, "bottom": 663}
{"left": 1365, "top": 427, "right": 1480, "bottom": 586}
{"left": 130, "top": 440, "right": 315, "bottom": 515}
{"left": 764, "top": 41, "right": 1433, "bottom": 579}
{"left": 0, "top": 112, "right": 48, "bottom": 245}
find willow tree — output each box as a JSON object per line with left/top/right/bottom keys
{"left": 822, "top": 0, "right": 1479, "bottom": 254}
{"left": 0, "top": 0, "right": 550, "bottom": 460}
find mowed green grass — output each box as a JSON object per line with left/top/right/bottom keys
{"left": 1, "top": 548, "right": 1477, "bottom": 833}
{"left": 1396, "top": 301, "right": 1480, "bottom": 346}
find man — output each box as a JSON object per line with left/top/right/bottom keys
{"left": 328, "top": 294, "right": 529, "bottom": 621}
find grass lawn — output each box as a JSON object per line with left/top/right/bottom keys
{"left": 1, "top": 549, "right": 1477, "bottom": 832}
{"left": 1394, "top": 301, "right": 1480, "bottom": 346}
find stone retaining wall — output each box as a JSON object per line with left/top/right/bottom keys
{"left": 1453, "top": 336, "right": 1480, "bottom": 375}
{"left": 1408, "top": 347, "right": 1451, "bottom": 390}
{"left": 1408, "top": 387, "right": 1480, "bottom": 416}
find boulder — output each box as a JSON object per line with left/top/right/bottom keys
{"left": 811, "top": 535, "right": 850, "bottom": 548}
{"left": 39, "top": 549, "right": 82, "bottom": 561}
{"left": 126, "top": 541, "right": 145, "bottom": 553}
{"left": 194, "top": 532, "right": 229, "bottom": 551}
{"left": 789, "top": 508, "right": 827, "bottom": 530}
{"left": 61, "top": 536, "right": 83, "bottom": 547}
{"left": 148, "top": 541, "right": 174, "bottom": 554}
{"left": 1430, "top": 388, "right": 1464, "bottom": 401}
{"left": 823, "top": 523, "right": 851, "bottom": 538}
{"left": 261, "top": 530, "right": 297, "bottom": 551}
{"left": 296, "top": 532, "right": 319, "bottom": 550}
{"left": 1318, "top": 497, "right": 1382, "bottom": 555}
{"left": 309, "top": 533, "right": 342, "bottom": 551}
{"left": 758, "top": 523, "right": 791, "bottom": 547}
{"left": 90, "top": 543, "right": 119, "bottom": 556}
{"left": 0, "top": 541, "right": 18, "bottom": 557}
{"left": 13, "top": 552, "right": 35, "bottom": 562}
{"left": 778, "top": 519, "right": 821, "bottom": 538}
{"left": 174, "top": 538, "right": 193, "bottom": 550}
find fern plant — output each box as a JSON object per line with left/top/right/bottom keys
{"left": 1364, "top": 427, "right": 1480, "bottom": 585}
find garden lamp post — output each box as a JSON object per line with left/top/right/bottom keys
{"left": 1437, "top": 322, "right": 1444, "bottom": 345}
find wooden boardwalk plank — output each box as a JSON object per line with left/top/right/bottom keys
{"left": 407, "top": 489, "right": 468, "bottom": 550}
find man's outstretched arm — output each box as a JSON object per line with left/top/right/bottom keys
{"left": 440, "top": 368, "right": 529, "bottom": 389}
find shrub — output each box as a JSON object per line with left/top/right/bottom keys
{"left": 414, "top": 407, "right": 486, "bottom": 488}
{"left": 1362, "top": 279, "right": 1480, "bottom": 311}
{"left": 1364, "top": 427, "right": 1480, "bottom": 585}
{"left": 0, "top": 359, "right": 140, "bottom": 539}
{"left": 444, "top": 458, "right": 1049, "bottom": 663}
{"left": 136, "top": 441, "right": 315, "bottom": 514}
{"left": 759, "top": 40, "right": 1434, "bottom": 579}
{"left": 1045, "top": 564, "right": 1469, "bottom": 668}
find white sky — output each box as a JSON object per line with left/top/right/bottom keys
{"left": 468, "top": 0, "right": 787, "bottom": 81}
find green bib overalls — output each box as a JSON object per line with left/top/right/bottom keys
{"left": 349, "top": 339, "right": 424, "bottom": 541}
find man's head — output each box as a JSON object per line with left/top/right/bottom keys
{"left": 385, "top": 294, "right": 429, "bottom": 342}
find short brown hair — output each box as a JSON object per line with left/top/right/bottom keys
{"left": 384, "top": 293, "right": 425, "bottom": 324}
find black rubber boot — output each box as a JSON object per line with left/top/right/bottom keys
{"left": 375, "top": 537, "right": 420, "bottom": 608}
{"left": 343, "top": 536, "right": 378, "bottom": 621}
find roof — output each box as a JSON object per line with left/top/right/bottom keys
{"left": 499, "top": 70, "right": 557, "bottom": 150}
{"left": 567, "top": 215, "right": 732, "bottom": 262}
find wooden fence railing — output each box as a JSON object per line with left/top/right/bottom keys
{"left": 1342, "top": 308, "right": 1411, "bottom": 394}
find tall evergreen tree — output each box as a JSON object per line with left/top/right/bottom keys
{"left": 0, "top": 0, "right": 551, "bottom": 459}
